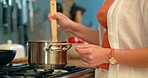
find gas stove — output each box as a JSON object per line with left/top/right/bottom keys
{"left": 0, "top": 64, "right": 94, "bottom": 78}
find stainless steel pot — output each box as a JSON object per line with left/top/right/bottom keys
{"left": 27, "top": 40, "right": 72, "bottom": 69}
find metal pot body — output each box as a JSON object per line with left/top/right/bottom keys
{"left": 27, "top": 41, "right": 71, "bottom": 69}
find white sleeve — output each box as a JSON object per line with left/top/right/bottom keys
{"left": 140, "top": 0, "right": 148, "bottom": 32}
{"left": 98, "top": 25, "right": 106, "bottom": 47}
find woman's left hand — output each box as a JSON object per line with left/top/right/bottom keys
{"left": 75, "top": 44, "right": 110, "bottom": 67}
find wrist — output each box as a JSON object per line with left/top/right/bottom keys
{"left": 104, "top": 48, "right": 117, "bottom": 64}
{"left": 96, "top": 48, "right": 116, "bottom": 69}
{"left": 96, "top": 48, "right": 111, "bottom": 69}
{"left": 69, "top": 21, "right": 79, "bottom": 34}
{"left": 108, "top": 49, "right": 117, "bottom": 64}
{"left": 104, "top": 48, "right": 112, "bottom": 63}
{"left": 69, "top": 21, "right": 77, "bottom": 33}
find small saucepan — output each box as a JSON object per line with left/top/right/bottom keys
{"left": 0, "top": 50, "right": 16, "bottom": 65}
{"left": 27, "top": 40, "right": 72, "bottom": 69}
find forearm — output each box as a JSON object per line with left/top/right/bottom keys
{"left": 113, "top": 48, "right": 148, "bottom": 68}
{"left": 70, "top": 22, "right": 100, "bottom": 45}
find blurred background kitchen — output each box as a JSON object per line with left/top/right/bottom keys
{"left": 0, "top": 0, "right": 103, "bottom": 66}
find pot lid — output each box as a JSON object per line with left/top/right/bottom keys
{"left": 0, "top": 40, "right": 24, "bottom": 49}
{"left": 0, "top": 40, "right": 25, "bottom": 58}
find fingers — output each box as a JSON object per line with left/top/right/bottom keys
{"left": 81, "top": 57, "right": 97, "bottom": 67}
{"left": 81, "top": 60, "right": 90, "bottom": 66}
{"left": 80, "top": 54, "right": 102, "bottom": 67}
{"left": 48, "top": 12, "right": 61, "bottom": 27}
{"left": 75, "top": 44, "right": 93, "bottom": 63}
{"left": 75, "top": 44, "right": 103, "bottom": 67}
{"left": 48, "top": 12, "right": 59, "bottom": 20}
{"left": 76, "top": 44, "right": 95, "bottom": 49}
{"left": 57, "top": 25, "right": 60, "bottom": 28}
{"left": 48, "top": 14, "right": 52, "bottom": 20}
{"left": 48, "top": 14, "right": 56, "bottom": 21}
{"left": 75, "top": 44, "right": 94, "bottom": 54}
{"left": 75, "top": 48, "right": 90, "bottom": 55}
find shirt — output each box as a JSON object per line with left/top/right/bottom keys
{"left": 96, "top": 0, "right": 115, "bottom": 70}
{"left": 96, "top": 0, "right": 148, "bottom": 78}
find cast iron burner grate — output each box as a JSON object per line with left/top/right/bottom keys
{"left": 0, "top": 64, "right": 89, "bottom": 78}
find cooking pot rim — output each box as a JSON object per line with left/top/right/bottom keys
{"left": 28, "top": 40, "right": 67, "bottom": 43}
{"left": 27, "top": 40, "right": 72, "bottom": 46}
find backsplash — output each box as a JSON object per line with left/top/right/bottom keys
{"left": 0, "top": 0, "right": 103, "bottom": 45}
{"left": 0, "top": 0, "right": 30, "bottom": 45}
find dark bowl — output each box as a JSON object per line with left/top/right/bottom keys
{"left": 0, "top": 50, "right": 16, "bottom": 65}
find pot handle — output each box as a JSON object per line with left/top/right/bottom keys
{"left": 45, "top": 43, "right": 72, "bottom": 52}
{"left": 62, "top": 43, "right": 72, "bottom": 51}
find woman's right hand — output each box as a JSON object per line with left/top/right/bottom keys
{"left": 48, "top": 12, "right": 76, "bottom": 32}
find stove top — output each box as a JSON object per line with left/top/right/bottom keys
{"left": 0, "top": 64, "right": 94, "bottom": 78}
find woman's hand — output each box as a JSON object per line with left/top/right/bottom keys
{"left": 75, "top": 44, "right": 111, "bottom": 67}
{"left": 48, "top": 12, "right": 75, "bottom": 32}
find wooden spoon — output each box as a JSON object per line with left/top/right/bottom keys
{"left": 50, "top": 0, "right": 58, "bottom": 42}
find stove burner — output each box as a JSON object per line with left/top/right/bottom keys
{"left": 0, "top": 64, "right": 94, "bottom": 78}
{"left": 53, "top": 69, "right": 68, "bottom": 75}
